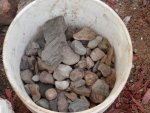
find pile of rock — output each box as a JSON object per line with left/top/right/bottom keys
{"left": 20, "top": 16, "right": 116, "bottom": 112}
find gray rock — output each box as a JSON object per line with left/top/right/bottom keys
{"left": 70, "top": 69, "right": 84, "bottom": 81}
{"left": 92, "top": 79, "right": 109, "bottom": 97}
{"left": 86, "top": 48, "right": 92, "bottom": 56}
{"left": 45, "top": 88, "right": 57, "bottom": 100}
{"left": 39, "top": 71, "right": 54, "bottom": 84}
{"left": 71, "top": 79, "right": 85, "bottom": 88}
{"left": 49, "top": 98, "right": 58, "bottom": 111}
{"left": 24, "top": 84, "right": 31, "bottom": 95}
{"left": 92, "top": 61, "right": 100, "bottom": 73}
{"left": 73, "top": 27, "right": 97, "bottom": 40}
{"left": 80, "top": 96, "right": 90, "bottom": 108}
{"left": 20, "top": 69, "right": 33, "bottom": 84}
{"left": 65, "top": 26, "right": 78, "bottom": 40}
{"left": 58, "top": 92, "right": 68, "bottom": 112}
{"left": 35, "top": 37, "right": 45, "bottom": 49}
{"left": 68, "top": 99, "right": 89, "bottom": 112}
{"left": 62, "top": 44, "right": 80, "bottom": 65}
{"left": 73, "top": 86, "right": 91, "bottom": 97}
{"left": 20, "top": 56, "right": 30, "bottom": 70}
{"left": 26, "top": 42, "right": 40, "bottom": 56}
{"left": 29, "top": 84, "right": 41, "bottom": 102}
{"left": 90, "top": 48, "right": 105, "bottom": 61}
{"left": 36, "top": 98, "right": 49, "bottom": 109}
{"left": 55, "top": 81, "right": 70, "bottom": 90}
{"left": 27, "top": 56, "right": 36, "bottom": 70}
{"left": 98, "top": 63, "right": 112, "bottom": 77}
{"left": 71, "top": 40, "right": 86, "bottom": 55}
{"left": 32, "top": 74, "right": 40, "bottom": 82}
{"left": 88, "top": 36, "right": 103, "bottom": 49}
{"left": 53, "top": 64, "right": 72, "bottom": 81}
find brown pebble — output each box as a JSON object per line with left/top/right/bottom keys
{"left": 86, "top": 56, "right": 94, "bottom": 69}
{"left": 73, "top": 27, "right": 97, "bottom": 41}
{"left": 106, "top": 69, "right": 116, "bottom": 89}
{"left": 100, "top": 55, "right": 107, "bottom": 63}
{"left": 90, "top": 48, "right": 105, "bottom": 61}
{"left": 78, "top": 59, "right": 87, "bottom": 69}
{"left": 20, "top": 69, "right": 33, "bottom": 84}
{"left": 84, "top": 71, "right": 98, "bottom": 86}
{"left": 73, "top": 86, "right": 91, "bottom": 97}
{"left": 98, "top": 38, "right": 110, "bottom": 52}
{"left": 29, "top": 84, "right": 41, "bottom": 102}
{"left": 105, "top": 47, "right": 114, "bottom": 66}
{"left": 39, "top": 71, "right": 54, "bottom": 84}
{"left": 70, "top": 69, "right": 84, "bottom": 81}
{"left": 98, "top": 63, "right": 112, "bottom": 77}
{"left": 45, "top": 88, "right": 57, "bottom": 100}
{"left": 65, "top": 92, "right": 77, "bottom": 101}
{"left": 58, "top": 92, "right": 68, "bottom": 112}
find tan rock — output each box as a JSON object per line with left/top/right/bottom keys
{"left": 73, "top": 86, "right": 91, "bottom": 97}
{"left": 86, "top": 56, "right": 94, "bottom": 69}
{"left": 105, "top": 47, "right": 114, "bottom": 66}
{"left": 98, "top": 63, "right": 112, "bottom": 77}
{"left": 65, "top": 92, "right": 77, "bottom": 101}
{"left": 70, "top": 69, "right": 84, "bottom": 81}
{"left": 90, "top": 48, "right": 105, "bottom": 61}
{"left": 106, "top": 69, "right": 116, "bottom": 89}
{"left": 98, "top": 38, "right": 110, "bottom": 52}
{"left": 39, "top": 71, "right": 54, "bottom": 84}
{"left": 20, "top": 69, "right": 33, "bottom": 84}
{"left": 77, "top": 59, "right": 87, "bottom": 69}
{"left": 45, "top": 88, "right": 57, "bottom": 100}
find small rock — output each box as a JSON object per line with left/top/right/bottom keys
{"left": 90, "top": 92, "right": 105, "bottom": 104}
{"left": 29, "top": 84, "right": 41, "bottom": 102}
{"left": 70, "top": 69, "right": 84, "bottom": 81}
{"left": 92, "top": 79, "right": 109, "bottom": 97}
{"left": 98, "top": 63, "right": 112, "bottom": 77}
{"left": 88, "top": 36, "right": 103, "bottom": 49}
{"left": 71, "top": 40, "right": 86, "bottom": 55}
{"left": 58, "top": 92, "right": 68, "bottom": 112}
{"left": 65, "top": 92, "right": 77, "bottom": 101}
{"left": 20, "top": 56, "right": 30, "bottom": 70}
{"left": 55, "top": 81, "right": 70, "bottom": 90}
{"left": 123, "top": 16, "right": 131, "bottom": 25}
{"left": 105, "top": 47, "right": 114, "bottom": 66}
{"left": 35, "top": 37, "right": 45, "bottom": 50}
{"left": 84, "top": 71, "right": 98, "bottom": 86}
{"left": 68, "top": 99, "right": 89, "bottom": 112}
{"left": 80, "top": 96, "right": 90, "bottom": 107}
{"left": 26, "top": 42, "right": 40, "bottom": 56}
{"left": 32, "top": 75, "right": 40, "bottom": 82}
{"left": 27, "top": 56, "right": 36, "bottom": 70}
{"left": 38, "top": 83, "right": 54, "bottom": 97}
{"left": 45, "top": 88, "right": 57, "bottom": 100}
{"left": 92, "top": 61, "right": 100, "bottom": 72}
{"left": 73, "top": 27, "right": 97, "bottom": 41}
{"left": 24, "top": 84, "right": 31, "bottom": 95}
{"left": 20, "top": 69, "right": 33, "bottom": 84}
{"left": 39, "top": 71, "right": 54, "bottom": 84}
{"left": 98, "top": 38, "right": 110, "bottom": 52}
{"left": 62, "top": 44, "right": 80, "bottom": 65}
{"left": 106, "top": 69, "right": 116, "bottom": 89}
{"left": 53, "top": 64, "right": 72, "bottom": 81}
{"left": 86, "top": 48, "right": 92, "bottom": 56}
{"left": 36, "top": 98, "right": 49, "bottom": 109}
{"left": 90, "top": 48, "right": 105, "bottom": 61}
{"left": 65, "top": 26, "right": 78, "bottom": 40}
{"left": 71, "top": 79, "right": 85, "bottom": 88}
{"left": 37, "top": 58, "right": 54, "bottom": 73}
{"left": 49, "top": 98, "right": 58, "bottom": 111}
{"left": 100, "top": 55, "right": 107, "bottom": 63}
{"left": 73, "top": 86, "right": 91, "bottom": 97}
{"left": 86, "top": 56, "right": 94, "bottom": 69}
{"left": 77, "top": 59, "right": 87, "bottom": 69}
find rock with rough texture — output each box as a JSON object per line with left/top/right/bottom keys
{"left": 77, "top": 59, "right": 87, "bottom": 69}
{"left": 71, "top": 40, "right": 86, "bottom": 55}
{"left": 73, "top": 86, "right": 91, "bottom": 97}
{"left": 92, "top": 79, "right": 109, "bottom": 97}
{"left": 90, "top": 92, "right": 105, "bottom": 104}
{"left": 62, "top": 44, "right": 80, "bottom": 65}
{"left": 39, "top": 71, "right": 54, "bottom": 84}
{"left": 53, "top": 64, "right": 72, "bottom": 81}
{"left": 100, "top": 55, "right": 107, "bottom": 63}
{"left": 58, "top": 92, "right": 68, "bottom": 112}
{"left": 32, "top": 74, "right": 40, "bottom": 82}
{"left": 84, "top": 71, "right": 98, "bottom": 86}
{"left": 90, "top": 48, "right": 105, "bottom": 61}
{"left": 29, "top": 84, "right": 41, "bottom": 102}
{"left": 26, "top": 42, "right": 40, "bottom": 56}
{"left": 80, "top": 96, "right": 90, "bottom": 107}
{"left": 20, "top": 56, "right": 30, "bottom": 70}
{"left": 38, "top": 83, "right": 54, "bottom": 97}
{"left": 37, "top": 58, "right": 54, "bottom": 73}
{"left": 49, "top": 98, "right": 58, "bottom": 111}
{"left": 70, "top": 69, "right": 84, "bottom": 81}
{"left": 105, "top": 47, "right": 114, "bottom": 66}
{"left": 20, "top": 69, "right": 33, "bottom": 84}
{"left": 68, "top": 99, "right": 89, "bottom": 112}
{"left": 36, "top": 98, "right": 49, "bottom": 109}
{"left": 55, "top": 81, "right": 70, "bottom": 90}
{"left": 98, "top": 38, "right": 110, "bottom": 52}
{"left": 86, "top": 48, "right": 92, "bottom": 56}
{"left": 86, "top": 56, "right": 94, "bottom": 69}
{"left": 88, "top": 36, "right": 103, "bottom": 49}
{"left": 24, "top": 84, "right": 31, "bottom": 95}
{"left": 98, "top": 63, "right": 112, "bottom": 77}
{"left": 73, "top": 27, "right": 97, "bottom": 41}
{"left": 106, "top": 69, "right": 116, "bottom": 89}
{"left": 71, "top": 79, "right": 85, "bottom": 88}
{"left": 27, "top": 56, "right": 36, "bottom": 70}
{"left": 92, "top": 61, "right": 100, "bottom": 73}
{"left": 45, "top": 88, "right": 57, "bottom": 100}
{"left": 65, "top": 92, "right": 77, "bottom": 101}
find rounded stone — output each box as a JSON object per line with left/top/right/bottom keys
{"left": 45, "top": 88, "right": 57, "bottom": 100}
{"left": 55, "top": 81, "right": 70, "bottom": 90}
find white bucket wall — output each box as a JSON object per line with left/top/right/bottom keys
{"left": 3, "top": 0, "right": 133, "bottom": 113}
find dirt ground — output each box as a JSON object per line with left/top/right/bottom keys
{"left": 0, "top": 0, "right": 150, "bottom": 113}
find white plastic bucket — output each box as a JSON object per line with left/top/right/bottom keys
{"left": 3, "top": 0, "right": 133, "bottom": 113}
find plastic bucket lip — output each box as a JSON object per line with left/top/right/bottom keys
{"left": 3, "top": 0, "right": 133, "bottom": 113}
